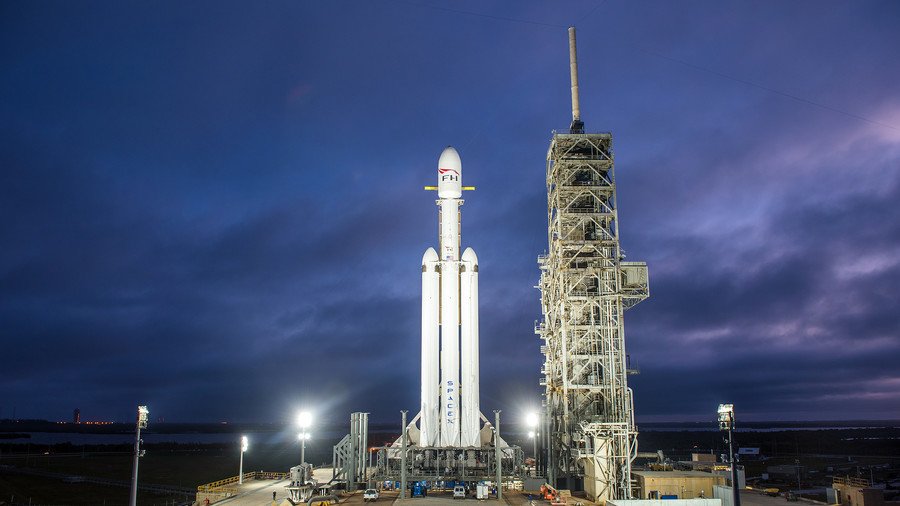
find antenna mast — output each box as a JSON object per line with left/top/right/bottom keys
{"left": 568, "top": 26, "right": 585, "bottom": 133}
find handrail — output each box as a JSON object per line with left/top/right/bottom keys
{"left": 198, "top": 474, "right": 241, "bottom": 492}
{"left": 833, "top": 476, "right": 870, "bottom": 488}
{"left": 198, "top": 471, "right": 289, "bottom": 492}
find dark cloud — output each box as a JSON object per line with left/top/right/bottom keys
{"left": 1, "top": 1, "right": 898, "bottom": 423}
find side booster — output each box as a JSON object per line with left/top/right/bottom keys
{"left": 421, "top": 146, "right": 481, "bottom": 448}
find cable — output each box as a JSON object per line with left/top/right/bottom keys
{"left": 578, "top": 0, "right": 606, "bottom": 24}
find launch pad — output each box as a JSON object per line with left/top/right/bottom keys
{"left": 374, "top": 410, "right": 523, "bottom": 486}
{"left": 373, "top": 446, "right": 523, "bottom": 483}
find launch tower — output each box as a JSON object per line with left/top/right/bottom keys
{"left": 537, "top": 28, "right": 650, "bottom": 502}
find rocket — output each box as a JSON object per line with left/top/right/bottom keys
{"left": 420, "top": 146, "right": 481, "bottom": 448}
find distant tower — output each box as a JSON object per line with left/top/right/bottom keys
{"left": 537, "top": 27, "right": 649, "bottom": 502}
{"left": 73, "top": 408, "right": 81, "bottom": 424}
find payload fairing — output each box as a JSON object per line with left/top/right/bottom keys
{"left": 420, "top": 146, "right": 482, "bottom": 448}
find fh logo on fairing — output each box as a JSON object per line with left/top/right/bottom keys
{"left": 439, "top": 167, "right": 459, "bottom": 182}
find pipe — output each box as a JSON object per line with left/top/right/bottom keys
{"left": 494, "top": 410, "right": 502, "bottom": 501}
{"left": 400, "top": 410, "right": 408, "bottom": 499}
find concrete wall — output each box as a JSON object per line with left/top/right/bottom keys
{"left": 713, "top": 485, "right": 733, "bottom": 506}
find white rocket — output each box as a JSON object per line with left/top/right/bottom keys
{"left": 420, "top": 146, "right": 481, "bottom": 448}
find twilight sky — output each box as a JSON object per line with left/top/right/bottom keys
{"left": 2, "top": 1, "right": 899, "bottom": 424}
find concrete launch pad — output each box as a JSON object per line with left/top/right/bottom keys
{"left": 209, "top": 479, "right": 286, "bottom": 505}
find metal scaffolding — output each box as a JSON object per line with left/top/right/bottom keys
{"left": 373, "top": 411, "right": 524, "bottom": 485}
{"left": 537, "top": 131, "right": 649, "bottom": 502}
{"left": 333, "top": 412, "right": 369, "bottom": 490}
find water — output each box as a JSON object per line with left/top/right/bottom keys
{"left": 4, "top": 429, "right": 354, "bottom": 446}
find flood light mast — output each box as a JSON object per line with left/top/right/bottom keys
{"left": 718, "top": 404, "right": 741, "bottom": 506}
{"left": 298, "top": 431, "right": 311, "bottom": 464}
{"left": 129, "top": 405, "right": 149, "bottom": 506}
{"left": 239, "top": 436, "right": 248, "bottom": 484}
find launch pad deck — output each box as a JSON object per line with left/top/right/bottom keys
{"left": 374, "top": 444, "right": 524, "bottom": 482}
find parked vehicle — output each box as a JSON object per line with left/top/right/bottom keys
{"left": 364, "top": 489, "right": 380, "bottom": 502}
{"left": 454, "top": 486, "right": 467, "bottom": 499}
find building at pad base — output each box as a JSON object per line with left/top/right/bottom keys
{"left": 536, "top": 27, "right": 650, "bottom": 502}
{"left": 631, "top": 471, "right": 726, "bottom": 500}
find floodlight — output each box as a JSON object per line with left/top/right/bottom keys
{"left": 137, "top": 405, "right": 149, "bottom": 428}
{"left": 241, "top": 435, "right": 249, "bottom": 452}
{"left": 527, "top": 431, "right": 535, "bottom": 438}
{"left": 297, "top": 410, "right": 313, "bottom": 428}
{"left": 717, "top": 403, "right": 734, "bottom": 430}
{"left": 526, "top": 412, "right": 539, "bottom": 428}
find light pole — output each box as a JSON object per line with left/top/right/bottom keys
{"left": 297, "top": 411, "right": 312, "bottom": 465}
{"left": 129, "top": 405, "right": 149, "bottom": 506}
{"left": 494, "top": 410, "right": 502, "bottom": 501}
{"left": 239, "top": 436, "right": 248, "bottom": 484}
{"left": 528, "top": 432, "right": 537, "bottom": 476}
{"left": 298, "top": 432, "right": 311, "bottom": 465}
{"left": 718, "top": 404, "right": 741, "bottom": 506}
{"left": 526, "top": 412, "right": 539, "bottom": 477}
{"left": 400, "top": 410, "right": 408, "bottom": 499}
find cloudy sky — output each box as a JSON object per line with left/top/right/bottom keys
{"left": 2, "top": 1, "right": 898, "bottom": 424}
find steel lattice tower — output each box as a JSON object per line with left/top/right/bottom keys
{"left": 536, "top": 27, "right": 649, "bottom": 502}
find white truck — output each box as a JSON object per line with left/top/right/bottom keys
{"left": 364, "top": 489, "right": 380, "bottom": 502}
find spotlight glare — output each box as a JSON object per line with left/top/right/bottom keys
{"left": 297, "top": 411, "right": 313, "bottom": 429}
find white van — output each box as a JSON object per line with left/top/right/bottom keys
{"left": 453, "top": 486, "right": 466, "bottom": 499}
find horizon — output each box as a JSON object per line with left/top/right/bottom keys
{"left": 4, "top": 416, "right": 900, "bottom": 427}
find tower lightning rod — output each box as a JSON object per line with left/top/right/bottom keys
{"left": 568, "top": 27, "right": 585, "bottom": 133}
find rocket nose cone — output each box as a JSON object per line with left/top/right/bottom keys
{"left": 422, "top": 247, "right": 439, "bottom": 264}
{"left": 438, "top": 146, "right": 462, "bottom": 173}
{"left": 438, "top": 146, "right": 463, "bottom": 199}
